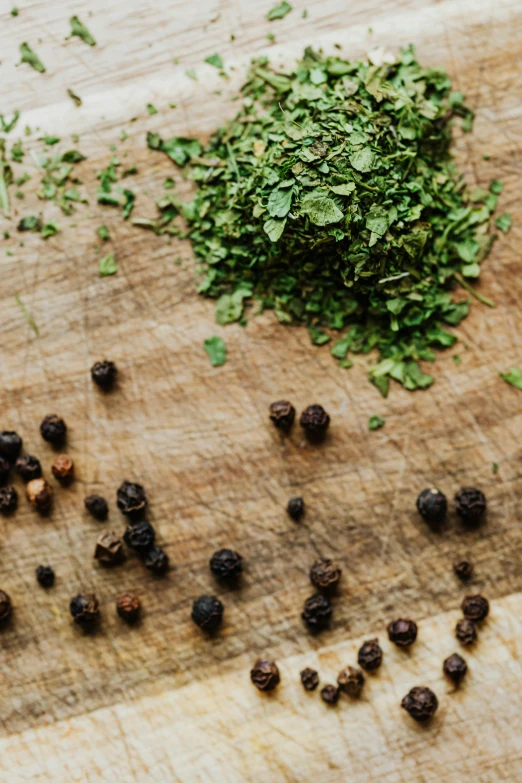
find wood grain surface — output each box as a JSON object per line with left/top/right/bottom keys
{"left": 0, "top": 0, "right": 521, "bottom": 781}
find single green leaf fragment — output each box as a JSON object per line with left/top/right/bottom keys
{"left": 308, "top": 325, "right": 331, "bottom": 345}
{"left": 41, "top": 221, "right": 59, "bottom": 238}
{"left": 205, "top": 53, "right": 223, "bottom": 69}
{"left": 499, "top": 367, "right": 522, "bottom": 391}
{"left": 267, "top": 1, "right": 292, "bottom": 20}
{"left": 15, "top": 295, "right": 38, "bottom": 334}
{"left": 492, "top": 462, "right": 499, "bottom": 474}
{"left": 300, "top": 193, "right": 343, "bottom": 226}
{"left": 204, "top": 335, "right": 226, "bottom": 366}
{"left": 11, "top": 7, "right": 19, "bottom": 15}
{"left": 67, "top": 88, "right": 82, "bottom": 106}
{"left": 40, "top": 136, "right": 60, "bottom": 145}
{"left": 495, "top": 213, "right": 511, "bottom": 233}
{"left": 489, "top": 178, "right": 503, "bottom": 195}
{"left": 185, "top": 69, "right": 198, "bottom": 81}
{"left": 69, "top": 16, "right": 96, "bottom": 46}
{"left": 17, "top": 215, "right": 42, "bottom": 231}
{"left": 146, "top": 103, "right": 158, "bottom": 115}
{"left": 99, "top": 253, "right": 118, "bottom": 277}
{"left": 0, "top": 111, "right": 20, "bottom": 133}
{"left": 61, "top": 150, "right": 86, "bottom": 163}
{"left": 97, "top": 224, "right": 110, "bottom": 241}
{"left": 368, "top": 415, "right": 385, "bottom": 431}
{"left": 19, "top": 43, "right": 45, "bottom": 73}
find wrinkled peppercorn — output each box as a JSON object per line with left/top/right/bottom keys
{"left": 287, "top": 496, "right": 304, "bottom": 521}
{"left": 388, "top": 618, "right": 418, "bottom": 647}
{"left": 0, "top": 456, "right": 11, "bottom": 485}
{"left": 36, "top": 565, "right": 55, "bottom": 588}
{"left": 210, "top": 548, "right": 243, "bottom": 580}
{"left": 443, "top": 653, "right": 467, "bottom": 685}
{"left": 302, "top": 593, "right": 332, "bottom": 632}
{"left": 69, "top": 593, "right": 99, "bottom": 625}
{"left": 117, "top": 480, "right": 147, "bottom": 517}
{"left": 123, "top": 520, "right": 155, "bottom": 553}
{"left": 416, "top": 487, "right": 447, "bottom": 524}
{"left": 143, "top": 546, "right": 169, "bottom": 573}
{"left": 455, "top": 487, "right": 486, "bottom": 524}
{"left": 309, "top": 557, "right": 342, "bottom": 593}
{"left": 300, "top": 667, "right": 319, "bottom": 691}
{"left": 300, "top": 404, "right": 330, "bottom": 440}
{"left": 461, "top": 594, "right": 489, "bottom": 622}
{"left": 191, "top": 595, "right": 224, "bottom": 631}
{"left": 116, "top": 592, "right": 140, "bottom": 622}
{"left": 0, "top": 486, "right": 18, "bottom": 514}
{"left": 91, "top": 360, "right": 118, "bottom": 389}
{"left": 401, "top": 686, "right": 438, "bottom": 722}
{"left": 94, "top": 532, "right": 125, "bottom": 566}
{"left": 84, "top": 494, "right": 109, "bottom": 521}
{"left": 269, "top": 400, "right": 296, "bottom": 430}
{"left": 251, "top": 659, "right": 280, "bottom": 691}
{"left": 337, "top": 666, "right": 365, "bottom": 697}
{"left": 51, "top": 454, "right": 74, "bottom": 482}
{"left": 358, "top": 639, "right": 383, "bottom": 672}
{"left": 0, "top": 430, "right": 22, "bottom": 461}
{"left": 40, "top": 414, "right": 67, "bottom": 445}
{"left": 26, "top": 478, "right": 52, "bottom": 513}
{"left": 0, "top": 590, "right": 13, "bottom": 622}
{"left": 456, "top": 618, "right": 477, "bottom": 646}
{"left": 320, "top": 684, "right": 340, "bottom": 705}
{"left": 15, "top": 454, "right": 42, "bottom": 482}
{"left": 454, "top": 559, "right": 473, "bottom": 581}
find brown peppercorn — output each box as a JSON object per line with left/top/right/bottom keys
{"left": 320, "top": 684, "right": 340, "bottom": 705}
{"left": 0, "top": 486, "right": 18, "bottom": 514}
{"left": 0, "top": 430, "right": 22, "bottom": 461}
{"left": 84, "top": 494, "right": 109, "bottom": 521}
{"left": 401, "top": 686, "right": 438, "bottom": 722}
{"left": 300, "top": 404, "right": 330, "bottom": 440}
{"left": 300, "top": 667, "right": 319, "bottom": 691}
{"left": 269, "top": 400, "right": 296, "bottom": 430}
{"left": 251, "top": 659, "right": 280, "bottom": 691}
{"left": 455, "top": 487, "right": 486, "bottom": 524}
{"left": 123, "top": 520, "right": 155, "bottom": 552}
{"left": 117, "top": 480, "right": 147, "bottom": 517}
{"left": 116, "top": 592, "right": 140, "bottom": 622}
{"left": 443, "top": 653, "right": 468, "bottom": 685}
{"left": 309, "top": 557, "right": 342, "bottom": 593}
{"left": 287, "top": 496, "right": 304, "bottom": 521}
{"left": 51, "top": 454, "right": 74, "bottom": 483}
{"left": 191, "top": 595, "right": 224, "bottom": 632}
{"left": 94, "top": 532, "right": 125, "bottom": 566}
{"left": 26, "top": 478, "right": 52, "bottom": 513}
{"left": 209, "top": 548, "right": 243, "bottom": 580}
{"left": 143, "top": 546, "right": 169, "bottom": 574}
{"left": 337, "top": 666, "right": 365, "bottom": 697}
{"left": 91, "top": 360, "right": 118, "bottom": 389}
{"left": 454, "top": 559, "right": 473, "bottom": 581}
{"left": 387, "top": 618, "right": 418, "bottom": 647}
{"left": 69, "top": 593, "right": 99, "bottom": 625}
{"left": 0, "top": 456, "right": 11, "bottom": 485}
{"left": 302, "top": 593, "right": 332, "bottom": 632}
{"left": 15, "top": 454, "right": 42, "bottom": 482}
{"left": 358, "top": 639, "right": 383, "bottom": 671}
{"left": 40, "top": 414, "right": 67, "bottom": 445}
{"left": 0, "top": 590, "right": 13, "bottom": 623}
{"left": 455, "top": 618, "right": 477, "bottom": 646}
{"left": 461, "top": 594, "right": 489, "bottom": 622}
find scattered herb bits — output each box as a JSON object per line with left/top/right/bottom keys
{"left": 94, "top": 532, "right": 125, "bottom": 566}
{"left": 302, "top": 594, "right": 332, "bottom": 632}
{"left": 401, "top": 686, "right": 438, "bottom": 722}
{"left": 309, "top": 557, "right": 341, "bottom": 593}
{"left": 15, "top": 454, "right": 41, "bottom": 482}
{"left": 387, "top": 618, "right": 418, "bottom": 647}
{"left": 123, "top": 520, "right": 155, "bottom": 553}
{"left": 455, "top": 618, "right": 477, "bottom": 646}
{"left": 0, "top": 430, "right": 22, "bottom": 461}
{"left": 443, "top": 653, "right": 467, "bottom": 685}
{"left": 455, "top": 487, "right": 486, "bottom": 524}
{"left": 453, "top": 559, "right": 473, "bottom": 581}
{"left": 251, "top": 659, "right": 280, "bottom": 691}
{"left": 0, "top": 486, "right": 18, "bottom": 514}
{"left": 300, "top": 667, "right": 319, "bottom": 691}
{"left": 117, "top": 481, "right": 147, "bottom": 517}
{"left": 416, "top": 488, "right": 447, "bottom": 524}
{"left": 40, "top": 414, "right": 67, "bottom": 445}
{"left": 36, "top": 565, "right": 55, "bottom": 588}
{"left": 300, "top": 405, "right": 330, "bottom": 440}
{"left": 116, "top": 593, "right": 141, "bottom": 623}
{"left": 358, "top": 639, "right": 383, "bottom": 671}
{"left": 337, "top": 666, "right": 365, "bottom": 697}
{"left": 26, "top": 478, "right": 52, "bottom": 513}
{"left": 191, "top": 595, "right": 224, "bottom": 632}
{"left": 143, "top": 546, "right": 169, "bottom": 573}
{"left": 269, "top": 400, "right": 295, "bottom": 430}
{"left": 461, "top": 594, "right": 489, "bottom": 622}
{"left": 51, "top": 454, "right": 74, "bottom": 483}
{"left": 84, "top": 494, "right": 108, "bottom": 520}
{"left": 287, "top": 496, "right": 304, "bottom": 521}
{"left": 210, "top": 548, "right": 243, "bottom": 581}
{"left": 320, "top": 684, "right": 340, "bottom": 705}
{"left": 91, "top": 360, "right": 117, "bottom": 389}
{"left": 69, "top": 593, "right": 99, "bottom": 626}
{"left": 0, "top": 590, "right": 13, "bottom": 623}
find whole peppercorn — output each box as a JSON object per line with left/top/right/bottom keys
{"left": 0, "top": 456, "right": 11, "bottom": 485}
{"left": 0, "top": 486, "right": 18, "bottom": 514}
{"left": 117, "top": 480, "right": 147, "bottom": 517}
{"left": 269, "top": 400, "right": 296, "bottom": 431}
{"left": 300, "top": 667, "right": 319, "bottom": 691}
{"left": 455, "top": 487, "right": 486, "bottom": 524}
{"left": 123, "top": 520, "right": 155, "bottom": 553}
{"left": 461, "top": 594, "right": 489, "bottom": 622}
{"left": 51, "top": 454, "right": 74, "bottom": 483}
{"left": 456, "top": 618, "right": 477, "bottom": 646}
{"left": 251, "top": 659, "right": 280, "bottom": 691}
{"left": 337, "top": 666, "right": 365, "bottom": 697}
{"left": 0, "top": 430, "right": 22, "bottom": 461}
{"left": 454, "top": 559, "right": 473, "bottom": 581}
{"left": 309, "top": 557, "right": 342, "bottom": 593}
{"left": 36, "top": 565, "right": 55, "bottom": 588}
{"left": 302, "top": 593, "right": 332, "bottom": 632}
{"left": 91, "top": 360, "right": 118, "bottom": 389}
{"left": 191, "top": 595, "right": 224, "bottom": 632}
{"left": 358, "top": 639, "right": 383, "bottom": 672}
{"left": 116, "top": 592, "right": 141, "bottom": 623}
{"left": 401, "top": 686, "right": 438, "bottom": 722}
{"left": 0, "top": 590, "right": 13, "bottom": 622}
{"left": 320, "top": 684, "right": 340, "bottom": 705}
{"left": 416, "top": 487, "right": 447, "bottom": 524}
{"left": 387, "top": 618, "right": 418, "bottom": 647}
{"left": 94, "top": 531, "right": 125, "bottom": 566}
{"left": 300, "top": 404, "right": 330, "bottom": 440}
{"left": 69, "top": 593, "right": 99, "bottom": 625}
{"left": 15, "top": 454, "right": 42, "bottom": 482}
{"left": 210, "top": 548, "right": 243, "bottom": 580}
{"left": 143, "top": 546, "right": 169, "bottom": 573}
{"left": 40, "top": 414, "right": 67, "bottom": 445}
{"left": 26, "top": 478, "right": 52, "bottom": 513}
{"left": 287, "top": 496, "right": 304, "bottom": 521}
{"left": 443, "top": 653, "right": 468, "bottom": 685}
{"left": 84, "top": 494, "right": 109, "bottom": 521}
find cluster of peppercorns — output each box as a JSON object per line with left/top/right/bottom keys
{"left": 269, "top": 400, "right": 330, "bottom": 441}
{"left": 416, "top": 486, "right": 487, "bottom": 526}
{"left": 191, "top": 548, "right": 243, "bottom": 632}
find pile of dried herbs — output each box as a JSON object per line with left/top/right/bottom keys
{"left": 158, "top": 46, "right": 502, "bottom": 394}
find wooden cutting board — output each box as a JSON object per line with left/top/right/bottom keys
{"left": 1, "top": 0, "right": 521, "bottom": 780}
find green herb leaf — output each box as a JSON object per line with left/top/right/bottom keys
{"left": 492, "top": 462, "right": 499, "bottom": 474}
{"left": 69, "top": 16, "right": 96, "bottom": 46}
{"left": 185, "top": 69, "right": 198, "bottom": 81}
{"left": 19, "top": 42, "right": 45, "bottom": 73}
{"left": 61, "top": 150, "right": 86, "bottom": 163}
{"left": 205, "top": 53, "right": 223, "bottom": 69}
{"left": 368, "top": 415, "right": 385, "bottom": 431}
{"left": 67, "top": 88, "right": 82, "bottom": 106}
{"left": 495, "top": 213, "right": 512, "bottom": 233}
{"left": 499, "top": 367, "right": 522, "bottom": 391}
{"left": 40, "top": 136, "right": 60, "bottom": 145}
{"left": 15, "top": 295, "right": 38, "bottom": 334}
{"left": 97, "top": 224, "right": 110, "bottom": 241}
{"left": 0, "top": 111, "right": 20, "bottom": 133}
{"left": 17, "top": 215, "right": 42, "bottom": 232}
{"left": 489, "top": 179, "right": 503, "bottom": 195}
{"left": 98, "top": 253, "right": 118, "bottom": 277}
{"left": 146, "top": 103, "right": 158, "bottom": 115}
{"left": 267, "top": 1, "right": 292, "bottom": 20}
{"left": 41, "top": 221, "right": 59, "bottom": 238}
{"left": 300, "top": 193, "right": 343, "bottom": 226}
{"left": 204, "top": 335, "right": 226, "bottom": 366}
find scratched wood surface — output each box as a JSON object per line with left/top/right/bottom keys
{"left": 0, "top": 0, "right": 521, "bottom": 780}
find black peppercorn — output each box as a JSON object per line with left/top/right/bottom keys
{"left": 455, "top": 487, "right": 486, "bottom": 524}
{"left": 455, "top": 618, "right": 477, "bottom": 646}
{"left": 51, "top": 454, "right": 74, "bottom": 483}
{"left": 123, "top": 520, "right": 155, "bottom": 552}
{"left": 0, "top": 456, "right": 11, "bottom": 485}
{"left": 191, "top": 595, "right": 224, "bottom": 632}
{"left": 443, "top": 653, "right": 467, "bottom": 685}
{"left": 461, "top": 594, "right": 489, "bottom": 622}
{"left": 416, "top": 487, "right": 447, "bottom": 524}
{"left": 69, "top": 593, "right": 99, "bottom": 625}
{"left": 40, "top": 414, "right": 67, "bottom": 445}
{"left": 117, "top": 480, "right": 147, "bottom": 517}
{"left": 210, "top": 548, "right": 243, "bottom": 580}
{"left": 401, "top": 686, "right": 438, "bottom": 722}
{"left": 26, "top": 478, "right": 53, "bottom": 513}
{"left": 0, "top": 590, "right": 13, "bottom": 622}
{"left": 0, "top": 430, "right": 22, "bottom": 461}
{"left": 337, "top": 666, "right": 365, "bottom": 697}
{"left": 453, "top": 559, "right": 473, "bottom": 581}
{"left": 302, "top": 593, "right": 332, "bottom": 632}
{"left": 309, "top": 557, "right": 342, "bottom": 593}
{"left": 143, "top": 546, "right": 169, "bottom": 573}
{"left": 320, "top": 684, "right": 340, "bottom": 705}
{"left": 0, "top": 486, "right": 18, "bottom": 514}
{"left": 387, "top": 618, "right": 418, "bottom": 647}
{"left": 300, "top": 667, "right": 319, "bottom": 691}
{"left": 84, "top": 494, "right": 109, "bottom": 521}
{"left": 358, "top": 639, "right": 383, "bottom": 672}
{"left": 116, "top": 592, "right": 140, "bottom": 622}
{"left": 251, "top": 659, "right": 280, "bottom": 691}
{"left": 94, "top": 531, "right": 125, "bottom": 566}
{"left": 36, "top": 565, "right": 55, "bottom": 588}
{"left": 287, "top": 496, "right": 304, "bottom": 521}
{"left": 300, "top": 404, "right": 330, "bottom": 440}
{"left": 91, "top": 360, "right": 118, "bottom": 389}
{"left": 15, "top": 454, "right": 42, "bottom": 482}
{"left": 269, "top": 400, "right": 296, "bottom": 430}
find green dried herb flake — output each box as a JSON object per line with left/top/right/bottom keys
{"left": 41, "top": 221, "right": 59, "bottom": 238}
{"left": 205, "top": 53, "right": 223, "bottom": 69}
{"left": 98, "top": 253, "right": 118, "bottom": 277}
{"left": 67, "top": 88, "right": 82, "bottom": 106}
{"left": 495, "top": 213, "right": 511, "bottom": 233}
{"left": 267, "top": 1, "right": 292, "bottom": 20}
{"left": 500, "top": 367, "right": 522, "bottom": 391}
{"left": 97, "top": 224, "right": 110, "bottom": 241}
{"left": 204, "top": 335, "right": 226, "bottom": 366}
{"left": 146, "top": 103, "right": 158, "bottom": 115}
{"left": 368, "top": 415, "right": 385, "bottom": 431}
{"left": 19, "top": 43, "right": 45, "bottom": 73}
{"left": 69, "top": 16, "right": 96, "bottom": 46}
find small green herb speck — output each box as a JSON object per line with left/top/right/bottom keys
{"left": 495, "top": 213, "right": 512, "bottom": 233}
{"left": 205, "top": 52, "right": 224, "bottom": 69}
{"left": 204, "top": 335, "right": 226, "bottom": 366}
{"left": 67, "top": 88, "right": 82, "bottom": 106}
{"left": 185, "top": 69, "right": 198, "bottom": 81}
{"left": 368, "top": 415, "right": 385, "bottom": 431}
{"left": 500, "top": 367, "right": 522, "bottom": 391}
{"left": 19, "top": 42, "right": 46, "bottom": 73}
{"left": 146, "top": 103, "right": 158, "bottom": 115}
{"left": 68, "top": 15, "right": 96, "bottom": 46}
{"left": 492, "top": 462, "right": 499, "bottom": 474}
{"left": 99, "top": 253, "right": 118, "bottom": 277}
{"left": 267, "top": 1, "right": 292, "bottom": 20}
